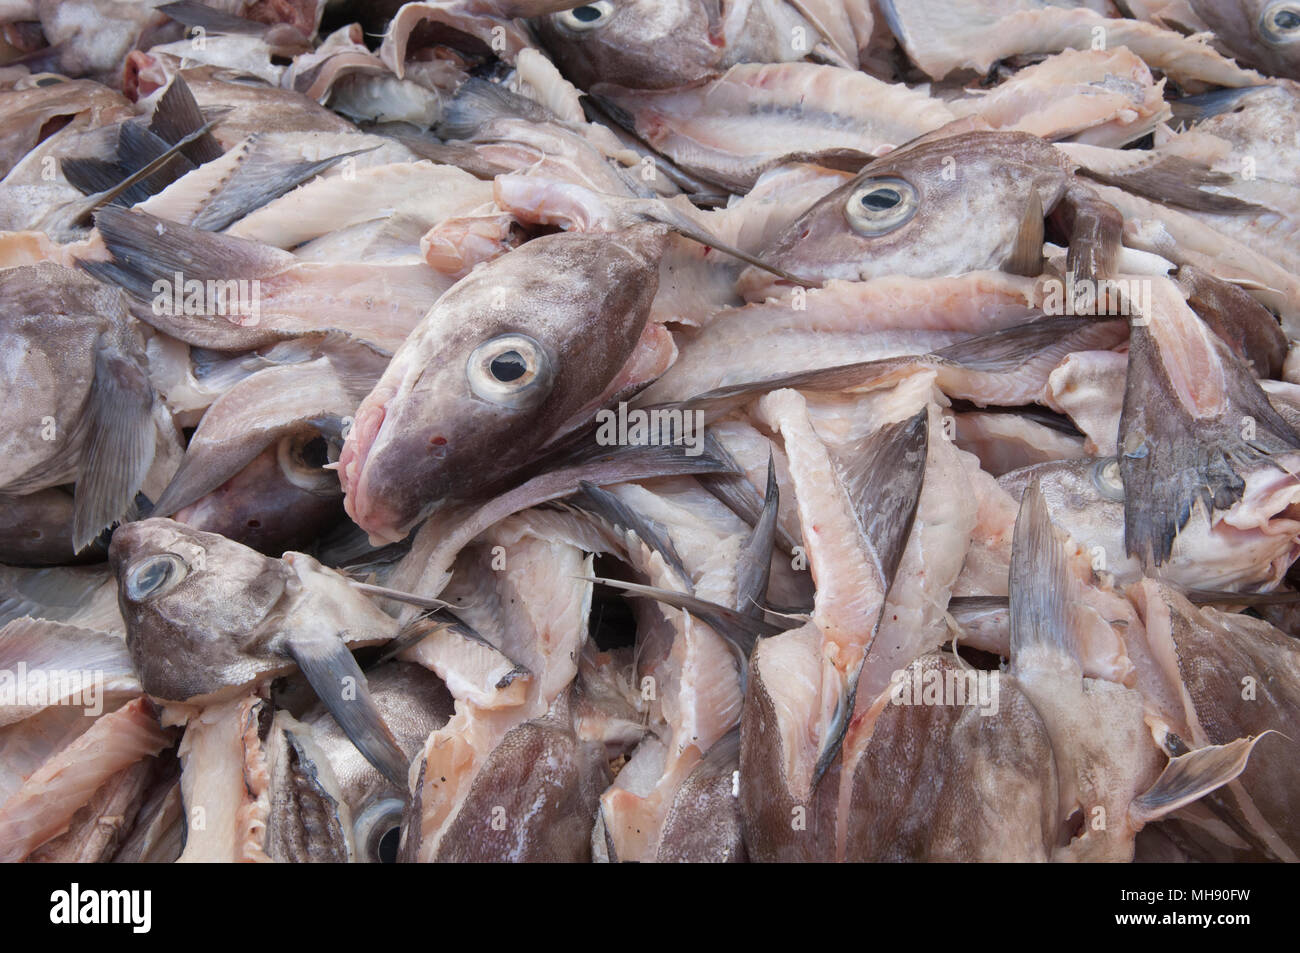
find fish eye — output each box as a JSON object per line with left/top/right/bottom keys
{"left": 1262, "top": 4, "right": 1300, "bottom": 40}
{"left": 353, "top": 797, "right": 405, "bottom": 863}
{"left": 845, "top": 177, "right": 918, "bottom": 236}
{"left": 278, "top": 433, "right": 338, "bottom": 492}
{"left": 1089, "top": 457, "right": 1125, "bottom": 502}
{"left": 555, "top": 1, "right": 614, "bottom": 32}
{"left": 125, "top": 553, "right": 188, "bottom": 601}
{"left": 466, "top": 333, "right": 554, "bottom": 409}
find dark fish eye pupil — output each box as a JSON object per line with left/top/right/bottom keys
{"left": 377, "top": 826, "right": 401, "bottom": 863}
{"left": 490, "top": 351, "right": 527, "bottom": 382}
{"left": 1276, "top": 9, "right": 1300, "bottom": 29}
{"left": 862, "top": 188, "right": 902, "bottom": 212}
{"left": 573, "top": 5, "right": 603, "bottom": 22}
{"left": 35, "top": 77, "right": 61, "bottom": 87}
{"left": 301, "top": 436, "right": 329, "bottom": 469}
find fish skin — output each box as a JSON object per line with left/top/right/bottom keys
{"left": 533, "top": 0, "right": 849, "bottom": 93}
{"left": 1130, "top": 580, "right": 1300, "bottom": 860}
{"left": 840, "top": 653, "right": 1058, "bottom": 862}
{"left": 1186, "top": 0, "right": 1300, "bottom": 80}
{"left": 746, "top": 131, "right": 1072, "bottom": 292}
{"left": 0, "top": 262, "right": 158, "bottom": 552}
{"left": 298, "top": 661, "right": 452, "bottom": 863}
{"left": 340, "top": 223, "right": 667, "bottom": 544}
{"left": 108, "top": 518, "right": 399, "bottom": 704}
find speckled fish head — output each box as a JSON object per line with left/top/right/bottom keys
{"left": 743, "top": 131, "right": 1073, "bottom": 294}
{"left": 109, "top": 517, "right": 293, "bottom": 702}
{"left": 532, "top": 0, "right": 724, "bottom": 90}
{"left": 340, "top": 224, "right": 666, "bottom": 543}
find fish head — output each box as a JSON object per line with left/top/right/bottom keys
{"left": 172, "top": 429, "right": 344, "bottom": 555}
{"left": 740, "top": 132, "right": 1071, "bottom": 298}
{"left": 1191, "top": 1, "right": 1300, "bottom": 79}
{"left": 109, "top": 517, "right": 294, "bottom": 702}
{"left": 340, "top": 225, "right": 666, "bottom": 543}
{"left": 302, "top": 661, "right": 453, "bottom": 862}
{"left": 532, "top": 0, "right": 723, "bottom": 90}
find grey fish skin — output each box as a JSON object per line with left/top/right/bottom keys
{"left": 107, "top": 518, "right": 395, "bottom": 702}
{"left": 841, "top": 653, "right": 1057, "bottom": 862}
{"left": 0, "top": 488, "right": 99, "bottom": 566}
{"left": 1187, "top": 0, "right": 1300, "bottom": 80}
{"left": 0, "top": 263, "right": 158, "bottom": 553}
{"left": 110, "top": 517, "right": 413, "bottom": 786}
{"left": 1131, "top": 581, "right": 1300, "bottom": 860}
{"left": 532, "top": 0, "right": 841, "bottom": 93}
{"left": 340, "top": 223, "right": 667, "bottom": 544}
{"left": 170, "top": 434, "right": 344, "bottom": 555}
{"left": 745, "top": 131, "right": 1072, "bottom": 293}
{"left": 298, "top": 661, "right": 453, "bottom": 863}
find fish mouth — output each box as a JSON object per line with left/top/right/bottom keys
{"left": 340, "top": 391, "right": 407, "bottom": 544}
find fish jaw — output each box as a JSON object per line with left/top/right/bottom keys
{"left": 341, "top": 227, "right": 664, "bottom": 544}
{"left": 339, "top": 381, "right": 412, "bottom": 544}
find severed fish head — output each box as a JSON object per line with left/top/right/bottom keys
{"left": 1190, "top": 1, "right": 1300, "bottom": 79}
{"left": 740, "top": 131, "right": 1072, "bottom": 297}
{"left": 532, "top": 0, "right": 726, "bottom": 90}
{"left": 171, "top": 430, "right": 343, "bottom": 554}
{"left": 340, "top": 225, "right": 666, "bottom": 543}
{"left": 1002, "top": 456, "right": 1300, "bottom": 591}
{"left": 109, "top": 518, "right": 296, "bottom": 704}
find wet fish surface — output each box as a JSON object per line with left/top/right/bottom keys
{"left": 0, "top": 0, "right": 1298, "bottom": 867}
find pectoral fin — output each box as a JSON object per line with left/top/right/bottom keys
{"left": 73, "top": 346, "right": 157, "bottom": 551}
{"left": 285, "top": 634, "right": 409, "bottom": 788}
{"left": 1131, "top": 734, "right": 1274, "bottom": 825}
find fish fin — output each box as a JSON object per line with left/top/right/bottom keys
{"left": 697, "top": 450, "right": 800, "bottom": 556}
{"left": 566, "top": 481, "right": 691, "bottom": 587}
{"left": 837, "top": 409, "right": 928, "bottom": 587}
{"left": 346, "top": 581, "right": 451, "bottom": 613}
{"left": 1168, "top": 87, "right": 1268, "bottom": 126}
{"left": 662, "top": 356, "right": 918, "bottom": 423}
{"left": 933, "top": 315, "right": 1125, "bottom": 372}
{"left": 73, "top": 346, "right": 156, "bottom": 552}
{"left": 633, "top": 201, "right": 818, "bottom": 287}
{"left": 49, "top": 117, "right": 221, "bottom": 232}
{"left": 285, "top": 634, "right": 409, "bottom": 788}
{"left": 585, "top": 577, "right": 798, "bottom": 658}
{"left": 1120, "top": 315, "right": 1300, "bottom": 566}
{"left": 735, "top": 455, "right": 778, "bottom": 618}
{"left": 116, "top": 122, "right": 196, "bottom": 198}
{"left": 1009, "top": 481, "right": 1079, "bottom": 666}
{"left": 0, "top": 570, "right": 112, "bottom": 628}
{"left": 758, "top": 149, "right": 876, "bottom": 176}
{"left": 1179, "top": 265, "right": 1286, "bottom": 379}
{"left": 1131, "top": 734, "right": 1274, "bottom": 825}
{"left": 61, "top": 158, "right": 128, "bottom": 199}
{"left": 191, "top": 144, "right": 380, "bottom": 232}
{"left": 148, "top": 73, "right": 224, "bottom": 165}
{"left": 1078, "top": 158, "right": 1263, "bottom": 215}
{"left": 371, "top": 610, "right": 481, "bottom": 667}
{"left": 806, "top": 414, "right": 927, "bottom": 788}
{"left": 435, "top": 77, "right": 555, "bottom": 139}
{"left": 86, "top": 206, "right": 293, "bottom": 300}
{"left": 1184, "top": 589, "right": 1300, "bottom": 607}
{"left": 1003, "top": 187, "right": 1043, "bottom": 277}
{"left": 158, "top": 2, "right": 271, "bottom": 36}
{"left": 1053, "top": 185, "right": 1122, "bottom": 284}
